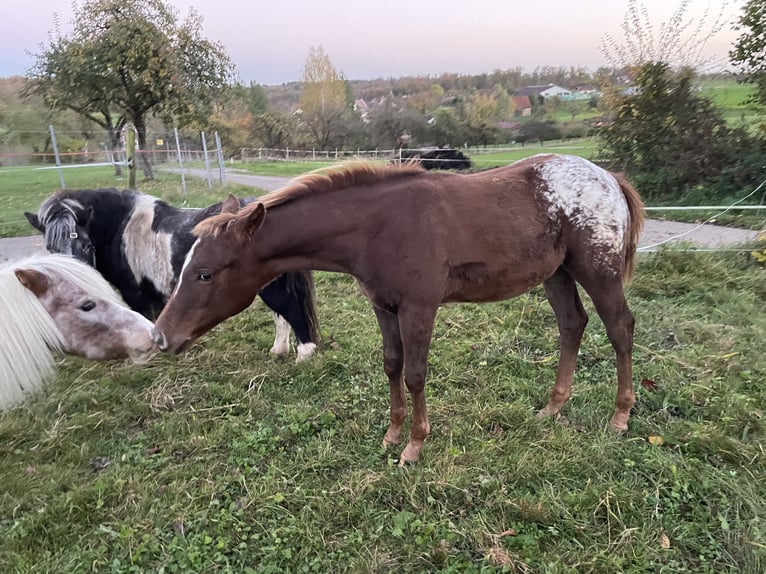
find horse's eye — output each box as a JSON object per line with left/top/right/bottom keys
{"left": 198, "top": 272, "right": 213, "bottom": 282}
{"left": 80, "top": 300, "right": 96, "bottom": 312}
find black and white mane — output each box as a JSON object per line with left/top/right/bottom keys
{"left": 26, "top": 188, "right": 319, "bottom": 361}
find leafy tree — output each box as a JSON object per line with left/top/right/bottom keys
{"left": 517, "top": 119, "right": 561, "bottom": 146}
{"left": 298, "top": 46, "right": 357, "bottom": 149}
{"left": 365, "top": 96, "right": 426, "bottom": 148}
{"left": 26, "top": 0, "right": 234, "bottom": 179}
{"left": 730, "top": 0, "right": 766, "bottom": 107}
{"left": 0, "top": 77, "right": 91, "bottom": 162}
{"left": 251, "top": 112, "right": 298, "bottom": 150}
{"left": 428, "top": 107, "right": 467, "bottom": 148}
{"left": 598, "top": 62, "right": 764, "bottom": 200}
{"left": 462, "top": 92, "right": 501, "bottom": 147}
{"left": 230, "top": 82, "right": 270, "bottom": 117}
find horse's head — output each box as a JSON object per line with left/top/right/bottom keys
{"left": 153, "top": 196, "right": 270, "bottom": 354}
{"left": 11, "top": 255, "right": 156, "bottom": 364}
{"left": 25, "top": 197, "right": 96, "bottom": 266}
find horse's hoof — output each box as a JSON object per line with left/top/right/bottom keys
{"left": 398, "top": 443, "right": 422, "bottom": 466}
{"left": 536, "top": 405, "right": 560, "bottom": 419}
{"left": 295, "top": 342, "right": 318, "bottom": 363}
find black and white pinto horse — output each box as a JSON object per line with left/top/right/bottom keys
{"left": 25, "top": 189, "right": 319, "bottom": 362}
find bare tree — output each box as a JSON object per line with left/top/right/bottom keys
{"left": 601, "top": 0, "right": 733, "bottom": 70}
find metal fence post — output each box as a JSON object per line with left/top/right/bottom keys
{"left": 48, "top": 125, "right": 66, "bottom": 189}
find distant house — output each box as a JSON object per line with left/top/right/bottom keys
{"left": 514, "top": 83, "right": 597, "bottom": 103}
{"left": 511, "top": 95, "right": 532, "bottom": 116}
{"left": 514, "top": 84, "right": 571, "bottom": 98}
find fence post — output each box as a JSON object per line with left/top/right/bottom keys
{"left": 48, "top": 125, "right": 66, "bottom": 189}
{"left": 201, "top": 131, "right": 213, "bottom": 188}
{"left": 126, "top": 126, "right": 137, "bottom": 190}
{"left": 215, "top": 131, "right": 226, "bottom": 184}
{"left": 174, "top": 127, "right": 187, "bottom": 195}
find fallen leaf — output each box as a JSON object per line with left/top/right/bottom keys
{"left": 641, "top": 378, "right": 658, "bottom": 391}
{"left": 499, "top": 529, "right": 517, "bottom": 538}
{"left": 660, "top": 532, "right": 671, "bottom": 549}
{"left": 648, "top": 435, "right": 665, "bottom": 446}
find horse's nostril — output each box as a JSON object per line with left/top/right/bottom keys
{"left": 152, "top": 329, "right": 168, "bottom": 351}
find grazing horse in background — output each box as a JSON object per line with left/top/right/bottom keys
{"left": 0, "top": 254, "right": 155, "bottom": 410}
{"left": 152, "top": 154, "right": 645, "bottom": 465}
{"left": 25, "top": 189, "right": 319, "bottom": 362}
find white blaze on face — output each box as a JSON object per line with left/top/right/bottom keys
{"left": 123, "top": 195, "right": 175, "bottom": 296}
{"left": 175, "top": 237, "right": 200, "bottom": 295}
{"left": 537, "top": 155, "right": 629, "bottom": 257}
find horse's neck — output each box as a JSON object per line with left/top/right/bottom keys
{"left": 89, "top": 191, "right": 137, "bottom": 241}
{"left": 257, "top": 195, "right": 360, "bottom": 275}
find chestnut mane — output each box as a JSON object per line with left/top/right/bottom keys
{"left": 194, "top": 161, "right": 425, "bottom": 238}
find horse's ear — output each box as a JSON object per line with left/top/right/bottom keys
{"left": 222, "top": 194, "right": 240, "bottom": 214}
{"left": 14, "top": 268, "right": 50, "bottom": 297}
{"left": 24, "top": 212, "right": 43, "bottom": 232}
{"left": 243, "top": 203, "right": 266, "bottom": 236}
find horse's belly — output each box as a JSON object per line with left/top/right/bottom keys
{"left": 442, "top": 263, "right": 556, "bottom": 303}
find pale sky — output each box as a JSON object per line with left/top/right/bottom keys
{"left": 0, "top": 0, "right": 745, "bottom": 86}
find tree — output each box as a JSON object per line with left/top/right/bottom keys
{"left": 251, "top": 112, "right": 298, "bottom": 150}
{"left": 601, "top": 0, "right": 730, "bottom": 70}
{"left": 730, "top": 0, "right": 766, "bottom": 107}
{"left": 598, "top": 62, "right": 764, "bottom": 200}
{"left": 298, "top": 46, "right": 357, "bottom": 149}
{"left": 26, "top": 0, "right": 234, "bottom": 179}
{"left": 428, "top": 107, "right": 467, "bottom": 148}
{"left": 462, "top": 92, "right": 501, "bottom": 147}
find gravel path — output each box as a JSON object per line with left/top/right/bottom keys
{"left": 2, "top": 170, "right": 761, "bottom": 262}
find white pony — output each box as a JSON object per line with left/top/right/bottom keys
{"left": 0, "top": 254, "right": 156, "bottom": 410}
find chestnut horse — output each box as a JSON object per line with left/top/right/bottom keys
{"left": 153, "top": 154, "right": 644, "bottom": 465}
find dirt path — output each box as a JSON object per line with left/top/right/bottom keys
{"left": 2, "top": 170, "right": 762, "bottom": 262}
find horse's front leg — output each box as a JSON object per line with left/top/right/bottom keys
{"left": 372, "top": 306, "right": 406, "bottom": 449}
{"left": 396, "top": 303, "right": 437, "bottom": 466}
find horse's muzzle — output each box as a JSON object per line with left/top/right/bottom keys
{"left": 152, "top": 328, "right": 193, "bottom": 354}
{"left": 152, "top": 328, "right": 168, "bottom": 352}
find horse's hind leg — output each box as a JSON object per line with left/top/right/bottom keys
{"left": 372, "top": 306, "right": 407, "bottom": 451}
{"left": 258, "top": 272, "right": 319, "bottom": 363}
{"left": 577, "top": 274, "right": 636, "bottom": 431}
{"left": 538, "top": 267, "right": 589, "bottom": 420}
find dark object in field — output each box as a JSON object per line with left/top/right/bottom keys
{"left": 399, "top": 148, "right": 472, "bottom": 170}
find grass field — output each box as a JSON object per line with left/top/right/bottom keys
{"left": 0, "top": 163, "right": 765, "bottom": 571}
{"left": 0, "top": 249, "right": 765, "bottom": 572}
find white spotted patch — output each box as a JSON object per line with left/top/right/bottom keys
{"left": 536, "top": 155, "right": 629, "bottom": 262}
{"left": 122, "top": 195, "right": 176, "bottom": 296}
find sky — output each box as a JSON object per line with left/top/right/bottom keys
{"left": 0, "top": 0, "right": 745, "bottom": 86}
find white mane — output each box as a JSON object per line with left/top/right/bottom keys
{"left": 0, "top": 254, "right": 123, "bottom": 410}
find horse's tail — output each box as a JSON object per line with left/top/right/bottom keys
{"left": 287, "top": 270, "right": 320, "bottom": 344}
{"left": 615, "top": 172, "right": 645, "bottom": 282}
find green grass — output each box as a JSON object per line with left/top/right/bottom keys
{"left": 0, "top": 164, "right": 262, "bottom": 238}
{"left": 1, "top": 160, "right": 766, "bottom": 571}
{"left": 1, "top": 242, "right": 765, "bottom": 571}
